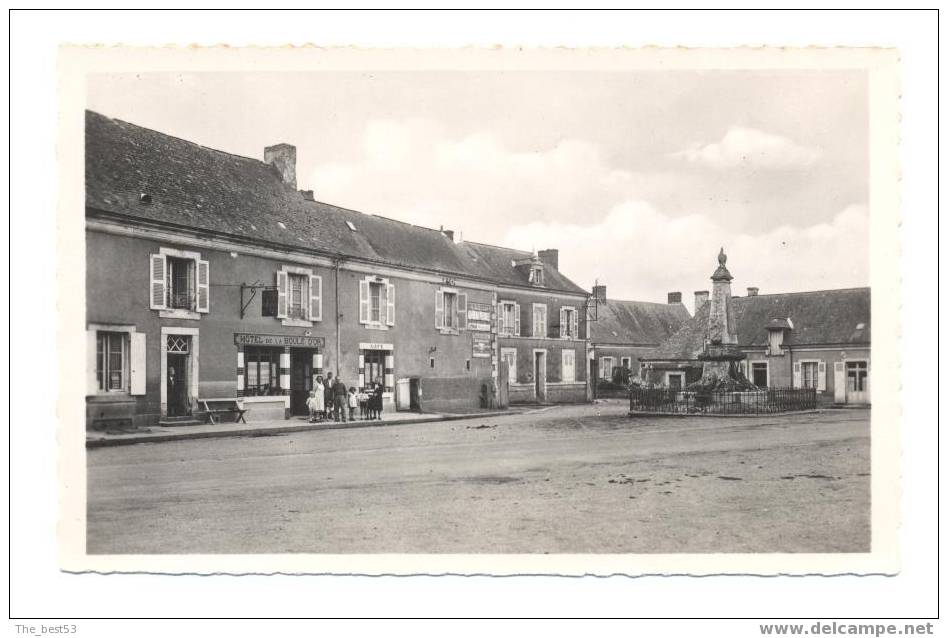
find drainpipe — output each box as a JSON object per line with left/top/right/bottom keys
{"left": 334, "top": 257, "right": 342, "bottom": 377}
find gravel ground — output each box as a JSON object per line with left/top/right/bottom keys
{"left": 86, "top": 403, "right": 870, "bottom": 554}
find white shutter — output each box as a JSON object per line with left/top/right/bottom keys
{"left": 386, "top": 283, "right": 395, "bottom": 326}
{"left": 149, "top": 254, "right": 166, "bottom": 310}
{"left": 435, "top": 289, "right": 444, "bottom": 329}
{"left": 497, "top": 303, "right": 505, "bottom": 334}
{"left": 817, "top": 360, "right": 827, "bottom": 392}
{"left": 457, "top": 293, "right": 467, "bottom": 330}
{"left": 792, "top": 361, "right": 802, "bottom": 388}
{"left": 87, "top": 330, "right": 99, "bottom": 396}
{"left": 196, "top": 259, "right": 210, "bottom": 313}
{"left": 514, "top": 302, "right": 521, "bottom": 336}
{"left": 379, "top": 284, "right": 388, "bottom": 325}
{"left": 833, "top": 362, "right": 846, "bottom": 403}
{"left": 571, "top": 309, "right": 579, "bottom": 340}
{"left": 359, "top": 280, "right": 370, "bottom": 324}
{"left": 276, "top": 270, "right": 288, "bottom": 319}
{"left": 310, "top": 275, "right": 322, "bottom": 322}
{"left": 559, "top": 307, "right": 566, "bottom": 338}
{"left": 130, "top": 332, "right": 146, "bottom": 395}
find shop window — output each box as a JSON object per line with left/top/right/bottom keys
{"left": 244, "top": 347, "right": 284, "bottom": 396}
{"left": 532, "top": 303, "right": 548, "bottom": 338}
{"left": 498, "top": 301, "right": 520, "bottom": 336}
{"left": 364, "top": 350, "right": 386, "bottom": 388}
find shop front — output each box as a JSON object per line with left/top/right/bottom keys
{"left": 234, "top": 333, "right": 325, "bottom": 421}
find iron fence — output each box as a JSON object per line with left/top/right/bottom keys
{"left": 629, "top": 386, "right": 817, "bottom": 415}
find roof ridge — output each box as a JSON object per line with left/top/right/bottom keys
{"left": 88, "top": 109, "right": 267, "bottom": 166}
{"left": 736, "top": 286, "right": 870, "bottom": 298}
{"left": 461, "top": 239, "right": 532, "bottom": 254}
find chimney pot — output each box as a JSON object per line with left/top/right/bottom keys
{"left": 667, "top": 291, "right": 682, "bottom": 304}
{"left": 300, "top": 189, "right": 314, "bottom": 201}
{"left": 747, "top": 287, "right": 759, "bottom": 297}
{"left": 694, "top": 290, "right": 709, "bottom": 310}
{"left": 265, "top": 143, "right": 297, "bottom": 190}
{"left": 537, "top": 248, "right": 559, "bottom": 271}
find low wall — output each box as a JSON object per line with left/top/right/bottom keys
{"left": 239, "top": 395, "right": 290, "bottom": 422}
{"left": 509, "top": 382, "right": 587, "bottom": 404}
{"left": 419, "top": 375, "right": 492, "bottom": 413}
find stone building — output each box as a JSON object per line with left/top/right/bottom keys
{"left": 84, "top": 111, "right": 589, "bottom": 428}
{"left": 641, "top": 250, "right": 871, "bottom": 405}
{"left": 587, "top": 285, "right": 690, "bottom": 395}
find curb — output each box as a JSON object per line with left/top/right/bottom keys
{"left": 627, "top": 409, "right": 825, "bottom": 418}
{"left": 86, "top": 409, "right": 525, "bottom": 449}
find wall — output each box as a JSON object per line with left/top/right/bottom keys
{"left": 418, "top": 375, "right": 494, "bottom": 413}
{"left": 744, "top": 346, "right": 870, "bottom": 400}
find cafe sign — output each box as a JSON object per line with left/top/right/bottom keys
{"left": 234, "top": 333, "right": 325, "bottom": 348}
{"left": 467, "top": 301, "right": 493, "bottom": 332}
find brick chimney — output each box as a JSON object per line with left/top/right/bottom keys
{"left": 265, "top": 143, "right": 297, "bottom": 189}
{"left": 592, "top": 284, "right": 607, "bottom": 304}
{"left": 747, "top": 287, "right": 759, "bottom": 297}
{"left": 694, "top": 290, "right": 709, "bottom": 310}
{"left": 667, "top": 291, "right": 682, "bottom": 304}
{"left": 538, "top": 249, "right": 559, "bottom": 271}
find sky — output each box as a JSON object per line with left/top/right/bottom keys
{"left": 88, "top": 70, "right": 869, "bottom": 313}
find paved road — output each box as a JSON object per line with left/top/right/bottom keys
{"left": 87, "top": 403, "right": 870, "bottom": 554}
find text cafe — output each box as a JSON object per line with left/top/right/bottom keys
{"left": 234, "top": 333, "right": 326, "bottom": 417}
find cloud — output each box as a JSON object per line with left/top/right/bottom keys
{"left": 502, "top": 203, "right": 869, "bottom": 312}
{"left": 672, "top": 127, "right": 822, "bottom": 170}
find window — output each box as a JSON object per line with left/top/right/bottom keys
{"left": 364, "top": 350, "right": 386, "bottom": 389}
{"left": 244, "top": 347, "right": 282, "bottom": 396}
{"left": 562, "top": 349, "right": 576, "bottom": 383}
{"left": 751, "top": 362, "right": 769, "bottom": 387}
{"left": 667, "top": 373, "right": 684, "bottom": 390}
{"left": 499, "top": 301, "right": 520, "bottom": 336}
{"left": 435, "top": 287, "right": 466, "bottom": 333}
{"left": 501, "top": 348, "right": 517, "bottom": 382}
{"left": 560, "top": 306, "right": 577, "bottom": 339}
{"left": 600, "top": 356, "right": 614, "bottom": 380}
{"left": 846, "top": 361, "right": 868, "bottom": 392}
{"left": 97, "top": 332, "right": 127, "bottom": 392}
{"left": 801, "top": 361, "right": 819, "bottom": 389}
{"left": 276, "top": 266, "right": 322, "bottom": 324}
{"left": 532, "top": 303, "right": 548, "bottom": 338}
{"left": 150, "top": 249, "right": 209, "bottom": 315}
{"left": 359, "top": 276, "right": 395, "bottom": 328}
{"left": 621, "top": 357, "right": 631, "bottom": 369}
{"left": 529, "top": 265, "right": 544, "bottom": 286}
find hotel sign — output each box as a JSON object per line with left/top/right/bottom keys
{"left": 234, "top": 333, "right": 325, "bottom": 348}
{"left": 467, "top": 302, "right": 493, "bottom": 332}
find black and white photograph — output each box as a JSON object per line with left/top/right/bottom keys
{"left": 60, "top": 46, "right": 900, "bottom": 570}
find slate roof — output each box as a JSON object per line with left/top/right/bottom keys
{"left": 644, "top": 287, "right": 871, "bottom": 360}
{"left": 85, "top": 110, "right": 587, "bottom": 295}
{"left": 590, "top": 299, "right": 691, "bottom": 346}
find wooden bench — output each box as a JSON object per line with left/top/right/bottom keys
{"left": 199, "top": 399, "right": 248, "bottom": 425}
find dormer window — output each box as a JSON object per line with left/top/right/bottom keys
{"left": 529, "top": 264, "right": 544, "bottom": 286}
{"left": 766, "top": 317, "right": 793, "bottom": 355}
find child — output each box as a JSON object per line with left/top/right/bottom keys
{"left": 358, "top": 388, "right": 369, "bottom": 420}
{"left": 348, "top": 386, "right": 359, "bottom": 421}
{"left": 305, "top": 390, "right": 320, "bottom": 423}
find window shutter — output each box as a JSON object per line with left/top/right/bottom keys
{"left": 571, "top": 309, "right": 579, "bottom": 340}
{"left": 149, "top": 254, "right": 166, "bottom": 310}
{"left": 792, "top": 361, "right": 802, "bottom": 388}
{"left": 496, "top": 303, "right": 504, "bottom": 334}
{"left": 87, "top": 330, "right": 99, "bottom": 396}
{"left": 310, "top": 275, "right": 322, "bottom": 321}
{"left": 817, "top": 360, "right": 827, "bottom": 391}
{"left": 380, "top": 283, "right": 388, "bottom": 325}
{"left": 457, "top": 293, "right": 467, "bottom": 330}
{"left": 196, "top": 259, "right": 210, "bottom": 313}
{"left": 514, "top": 302, "right": 521, "bottom": 336}
{"left": 130, "top": 332, "right": 146, "bottom": 395}
{"left": 359, "top": 280, "right": 370, "bottom": 324}
{"left": 386, "top": 283, "right": 395, "bottom": 326}
{"left": 276, "top": 270, "right": 288, "bottom": 319}
{"left": 435, "top": 289, "right": 444, "bottom": 329}
{"left": 833, "top": 362, "right": 846, "bottom": 403}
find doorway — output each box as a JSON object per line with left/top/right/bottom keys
{"left": 290, "top": 348, "right": 315, "bottom": 416}
{"left": 751, "top": 362, "right": 769, "bottom": 388}
{"left": 534, "top": 350, "right": 547, "bottom": 402}
{"left": 166, "top": 353, "right": 190, "bottom": 416}
{"left": 409, "top": 378, "right": 421, "bottom": 411}
{"left": 845, "top": 360, "right": 870, "bottom": 404}
{"left": 667, "top": 372, "right": 684, "bottom": 391}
